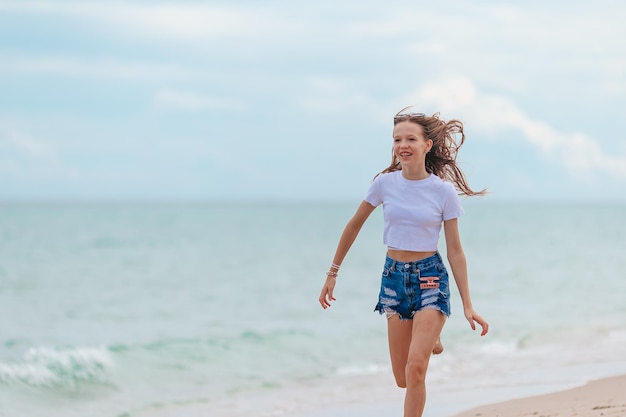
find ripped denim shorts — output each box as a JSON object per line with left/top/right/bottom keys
{"left": 374, "top": 252, "right": 451, "bottom": 320}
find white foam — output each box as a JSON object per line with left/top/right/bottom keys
{"left": 0, "top": 346, "right": 113, "bottom": 387}
{"left": 335, "top": 363, "right": 389, "bottom": 376}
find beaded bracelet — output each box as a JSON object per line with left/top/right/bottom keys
{"left": 326, "top": 270, "right": 338, "bottom": 277}
{"left": 330, "top": 263, "right": 341, "bottom": 270}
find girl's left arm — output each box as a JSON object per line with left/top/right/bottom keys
{"left": 443, "top": 218, "right": 489, "bottom": 336}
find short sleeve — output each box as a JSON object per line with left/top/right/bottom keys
{"left": 442, "top": 183, "right": 464, "bottom": 220}
{"left": 363, "top": 174, "right": 383, "bottom": 207}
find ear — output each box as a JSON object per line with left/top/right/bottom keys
{"left": 426, "top": 139, "right": 433, "bottom": 153}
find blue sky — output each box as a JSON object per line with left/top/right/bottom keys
{"left": 1, "top": 0, "right": 625, "bottom": 202}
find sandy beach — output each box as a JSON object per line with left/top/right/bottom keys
{"left": 451, "top": 374, "right": 626, "bottom": 417}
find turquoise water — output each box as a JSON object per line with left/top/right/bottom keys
{"left": 1, "top": 202, "right": 625, "bottom": 417}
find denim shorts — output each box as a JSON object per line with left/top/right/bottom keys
{"left": 374, "top": 252, "right": 451, "bottom": 320}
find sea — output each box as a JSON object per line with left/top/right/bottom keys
{"left": 1, "top": 201, "right": 625, "bottom": 417}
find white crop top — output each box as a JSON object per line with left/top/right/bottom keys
{"left": 363, "top": 171, "right": 463, "bottom": 251}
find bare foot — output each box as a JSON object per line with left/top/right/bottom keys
{"left": 432, "top": 338, "right": 444, "bottom": 355}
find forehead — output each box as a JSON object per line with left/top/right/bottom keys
{"left": 393, "top": 120, "right": 425, "bottom": 137}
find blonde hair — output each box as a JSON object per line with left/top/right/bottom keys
{"left": 379, "top": 109, "right": 486, "bottom": 196}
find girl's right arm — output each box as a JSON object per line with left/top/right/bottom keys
{"left": 319, "top": 201, "right": 376, "bottom": 309}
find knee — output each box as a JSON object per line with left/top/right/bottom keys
{"left": 404, "top": 357, "right": 428, "bottom": 386}
{"left": 392, "top": 362, "right": 406, "bottom": 388}
{"left": 391, "top": 363, "right": 407, "bottom": 388}
{"left": 394, "top": 374, "right": 407, "bottom": 388}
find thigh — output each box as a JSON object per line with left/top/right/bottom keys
{"left": 408, "top": 309, "right": 447, "bottom": 360}
{"left": 387, "top": 315, "right": 413, "bottom": 375}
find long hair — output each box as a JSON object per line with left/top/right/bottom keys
{"left": 380, "top": 108, "right": 486, "bottom": 196}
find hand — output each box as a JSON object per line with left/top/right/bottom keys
{"left": 464, "top": 307, "right": 489, "bottom": 336}
{"left": 318, "top": 276, "right": 337, "bottom": 309}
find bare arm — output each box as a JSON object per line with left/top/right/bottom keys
{"left": 443, "top": 218, "right": 489, "bottom": 336}
{"left": 319, "top": 201, "right": 376, "bottom": 309}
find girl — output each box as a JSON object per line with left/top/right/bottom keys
{"left": 318, "top": 109, "right": 489, "bottom": 417}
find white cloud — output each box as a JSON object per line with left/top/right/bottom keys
{"left": 348, "top": 4, "right": 626, "bottom": 96}
{"left": 0, "top": 122, "right": 50, "bottom": 157}
{"left": 92, "top": 3, "right": 258, "bottom": 39}
{"left": 154, "top": 89, "right": 247, "bottom": 111}
{"left": 1, "top": 1, "right": 624, "bottom": 200}
{"left": 3, "top": 2, "right": 624, "bottom": 93}
{"left": 0, "top": 1, "right": 277, "bottom": 40}
{"left": 0, "top": 120, "right": 78, "bottom": 181}
{"left": 0, "top": 55, "right": 194, "bottom": 80}
{"left": 405, "top": 75, "right": 626, "bottom": 179}
{"left": 600, "top": 81, "right": 626, "bottom": 95}
{"left": 294, "top": 72, "right": 626, "bottom": 183}
{"left": 297, "top": 76, "right": 388, "bottom": 121}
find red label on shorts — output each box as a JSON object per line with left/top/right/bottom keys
{"left": 419, "top": 276, "right": 440, "bottom": 289}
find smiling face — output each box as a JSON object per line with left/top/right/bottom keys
{"left": 393, "top": 121, "right": 433, "bottom": 168}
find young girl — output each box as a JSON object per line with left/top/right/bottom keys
{"left": 318, "top": 109, "right": 489, "bottom": 417}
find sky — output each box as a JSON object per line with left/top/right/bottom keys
{"left": 1, "top": 0, "right": 625, "bottom": 202}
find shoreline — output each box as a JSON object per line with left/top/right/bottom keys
{"left": 117, "top": 366, "right": 626, "bottom": 417}
{"left": 295, "top": 372, "right": 626, "bottom": 417}
{"left": 449, "top": 374, "right": 626, "bottom": 417}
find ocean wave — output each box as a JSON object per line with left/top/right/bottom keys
{"left": 336, "top": 363, "right": 389, "bottom": 376}
{"left": 0, "top": 346, "right": 114, "bottom": 388}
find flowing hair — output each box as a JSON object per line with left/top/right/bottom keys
{"left": 379, "top": 108, "right": 486, "bottom": 196}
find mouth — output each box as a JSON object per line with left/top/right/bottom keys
{"left": 398, "top": 152, "right": 412, "bottom": 158}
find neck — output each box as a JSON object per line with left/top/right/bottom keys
{"left": 401, "top": 166, "right": 429, "bottom": 181}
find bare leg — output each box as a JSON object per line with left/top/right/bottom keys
{"left": 432, "top": 337, "right": 444, "bottom": 355}
{"left": 386, "top": 314, "right": 413, "bottom": 388}
{"left": 387, "top": 314, "right": 445, "bottom": 389}
{"left": 403, "top": 309, "right": 446, "bottom": 417}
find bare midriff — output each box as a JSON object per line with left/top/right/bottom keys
{"left": 387, "top": 249, "right": 436, "bottom": 262}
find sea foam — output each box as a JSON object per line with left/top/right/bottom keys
{"left": 0, "top": 346, "right": 113, "bottom": 388}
